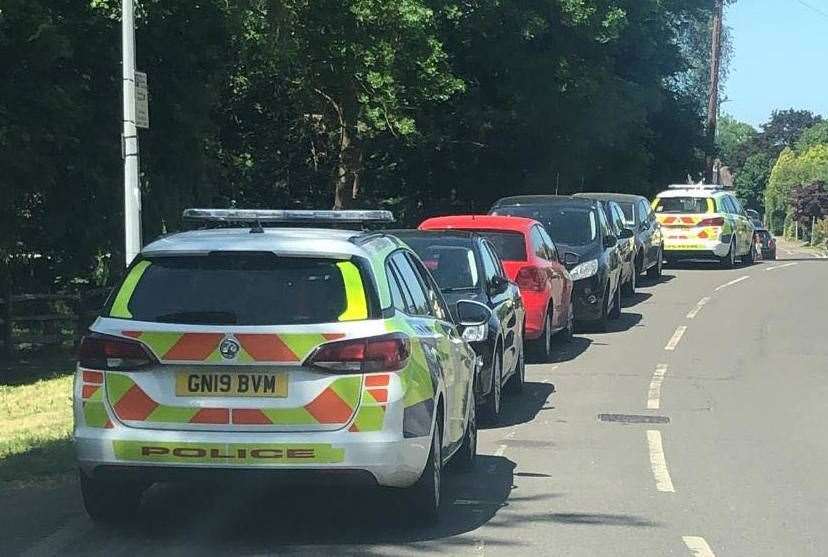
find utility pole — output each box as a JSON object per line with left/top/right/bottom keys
{"left": 705, "top": 0, "right": 724, "bottom": 184}
{"left": 122, "top": 0, "right": 142, "bottom": 267}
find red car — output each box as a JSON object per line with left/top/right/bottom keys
{"left": 420, "top": 215, "right": 574, "bottom": 361}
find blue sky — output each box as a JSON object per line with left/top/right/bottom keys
{"left": 725, "top": 0, "right": 828, "bottom": 128}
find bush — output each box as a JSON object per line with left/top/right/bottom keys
{"left": 812, "top": 219, "right": 828, "bottom": 249}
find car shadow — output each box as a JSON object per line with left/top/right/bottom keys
{"left": 550, "top": 335, "right": 592, "bottom": 364}
{"left": 638, "top": 272, "right": 675, "bottom": 286}
{"left": 481, "top": 381, "right": 556, "bottom": 430}
{"left": 108, "top": 455, "right": 520, "bottom": 551}
{"left": 621, "top": 291, "right": 651, "bottom": 309}
{"left": 576, "top": 312, "right": 642, "bottom": 334}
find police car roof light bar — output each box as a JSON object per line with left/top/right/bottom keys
{"left": 183, "top": 209, "right": 396, "bottom": 226}
{"left": 667, "top": 184, "right": 730, "bottom": 191}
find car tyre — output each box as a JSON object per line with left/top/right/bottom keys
{"left": 647, "top": 247, "right": 663, "bottom": 278}
{"left": 529, "top": 311, "right": 553, "bottom": 362}
{"left": 407, "top": 420, "right": 442, "bottom": 525}
{"left": 622, "top": 267, "right": 636, "bottom": 297}
{"left": 558, "top": 301, "right": 574, "bottom": 342}
{"left": 609, "top": 282, "right": 622, "bottom": 320}
{"left": 505, "top": 344, "right": 525, "bottom": 394}
{"left": 743, "top": 241, "right": 756, "bottom": 265}
{"left": 594, "top": 284, "right": 610, "bottom": 332}
{"left": 454, "top": 398, "right": 477, "bottom": 471}
{"left": 482, "top": 351, "right": 502, "bottom": 421}
{"left": 80, "top": 469, "right": 144, "bottom": 524}
{"left": 720, "top": 239, "right": 736, "bottom": 268}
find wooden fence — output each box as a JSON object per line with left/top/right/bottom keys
{"left": 0, "top": 288, "right": 112, "bottom": 358}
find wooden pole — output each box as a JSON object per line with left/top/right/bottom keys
{"left": 705, "top": 0, "right": 724, "bottom": 183}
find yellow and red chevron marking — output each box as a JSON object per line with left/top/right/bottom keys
{"left": 349, "top": 373, "right": 390, "bottom": 433}
{"left": 122, "top": 331, "right": 345, "bottom": 363}
{"left": 80, "top": 369, "right": 113, "bottom": 429}
{"left": 105, "top": 372, "right": 361, "bottom": 427}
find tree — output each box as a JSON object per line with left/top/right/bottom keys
{"left": 795, "top": 121, "right": 828, "bottom": 152}
{"left": 790, "top": 182, "right": 828, "bottom": 233}
{"left": 760, "top": 109, "right": 822, "bottom": 152}
{"left": 716, "top": 114, "right": 756, "bottom": 167}
{"left": 765, "top": 145, "right": 828, "bottom": 234}
{"left": 733, "top": 152, "right": 772, "bottom": 211}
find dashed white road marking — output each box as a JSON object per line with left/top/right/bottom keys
{"left": 664, "top": 326, "right": 687, "bottom": 351}
{"left": 765, "top": 262, "right": 798, "bottom": 271}
{"left": 682, "top": 536, "right": 716, "bottom": 556}
{"left": 647, "top": 430, "right": 675, "bottom": 492}
{"left": 647, "top": 364, "right": 669, "bottom": 410}
{"left": 686, "top": 297, "right": 710, "bottom": 320}
{"left": 714, "top": 275, "right": 750, "bottom": 291}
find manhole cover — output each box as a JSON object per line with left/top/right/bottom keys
{"left": 598, "top": 414, "right": 670, "bottom": 424}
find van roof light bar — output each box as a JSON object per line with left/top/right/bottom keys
{"left": 182, "top": 209, "right": 396, "bottom": 226}
{"left": 667, "top": 184, "right": 730, "bottom": 191}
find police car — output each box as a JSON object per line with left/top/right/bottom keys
{"left": 74, "top": 210, "right": 485, "bottom": 524}
{"left": 653, "top": 185, "right": 756, "bottom": 267}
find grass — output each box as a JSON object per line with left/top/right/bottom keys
{"left": 0, "top": 373, "right": 75, "bottom": 484}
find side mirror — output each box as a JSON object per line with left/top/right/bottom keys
{"left": 456, "top": 300, "right": 492, "bottom": 326}
{"left": 562, "top": 252, "right": 580, "bottom": 267}
{"left": 456, "top": 300, "right": 492, "bottom": 343}
{"left": 619, "top": 228, "right": 634, "bottom": 239}
{"left": 604, "top": 235, "right": 618, "bottom": 248}
{"left": 640, "top": 220, "right": 650, "bottom": 231}
{"left": 489, "top": 275, "right": 509, "bottom": 295}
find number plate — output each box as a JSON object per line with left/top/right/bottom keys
{"left": 176, "top": 372, "right": 288, "bottom": 398}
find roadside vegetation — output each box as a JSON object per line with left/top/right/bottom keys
{"left": 0, "top": 373, "right": 74, "bottom": 484}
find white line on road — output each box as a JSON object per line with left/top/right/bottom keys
{"left": 647, "top": 364, "right": 669, "bottom": 410}
{"left": 714, "top": 275, "right": 750, "bottom": 291}
{"left": 682, "top": 536, "right": 716, "bottom": 556}
{"left": 664, "top": 326, "right": 687, "bottom": 351}
{"left": 686, "top": 297, "right": 711, "bottom": 320}
{"left": 765, "top": 262, "right": 798, "bottom": 271}
{"left": 647, "top": 430, "right": 675, "bottom": 492}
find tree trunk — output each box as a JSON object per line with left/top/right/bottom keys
{"left": 332, "top": 122, "right": 363, "bottom": 210}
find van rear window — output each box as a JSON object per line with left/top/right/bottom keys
{"left": 107, "top": 253, "right": 370, "bottom": 325}
{"left": 655, "top": 197, "right": 711, "bottom": 214}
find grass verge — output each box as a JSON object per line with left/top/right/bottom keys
{"left": 0, "top": 374, "right": 75, "bottom": 484}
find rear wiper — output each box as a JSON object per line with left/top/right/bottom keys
{"left": 155, "top": 311, "right": 238, "bottom": 324}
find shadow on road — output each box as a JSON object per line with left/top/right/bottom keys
{"left": 102, "top": 455, "right": 519, "bottom": 552}
{"left": 638, "top": 272, "right": 676, "bottom": 286}
{"left": 621, "top": 291, "right": 651, "bottom": 309}
{"left": 550, "top": 335, "right": 592, "bottom": 364}
{"left": 481, "top": 380, "right": 556, "bottom": 430}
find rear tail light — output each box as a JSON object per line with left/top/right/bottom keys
{"left": 516, "top": 266, "right": 546, "bottom": 291}
{"left": 306, "top": 334, "right": 410, "bottom": 373}
{"left": 78, "top": 333, "right": 156, "bottom": 370}
{"left": 697, "top": 217, "right": 725, "bottom": 227}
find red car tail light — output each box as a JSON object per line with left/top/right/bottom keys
{"left": 77, "top": 333, "right": 156, "bottom": 370}
{"left": 306, "top": 334, "right": 410, "bottom": 373}
{"left": 516, "top": 266, "right": 546, "bottom": 291}
{"left": 697, "top": 216, "right": 725, "bottom": 227}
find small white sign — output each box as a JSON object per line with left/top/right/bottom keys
{"left": 135, "top": 71, "right": 149, "bottom": 129}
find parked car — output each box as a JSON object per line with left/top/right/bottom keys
{"left": 588, "top": 199, "right": 636, "bottom": 296}
{"left": 75, "top": 209, "right": 482, "bottom": 525}
{"left": 573, "top": 193, "right": 664, "bottom": 279}
{"left": 489, "top": 196, "right": 623, "bottom": 331}
{"left": 418, "top": 215, "right": 574, "bottom": 361}
{"left": 389, "top": 229, "right": 525, "bottom": 420}
{"left": 746, "top": 209, "right": 764, "bottom": 229}
{"left": 754, "top": 228, "right": 777, "bottom": 260}
{"left": 653, "top": 185, "right": 756, "bottom": 267}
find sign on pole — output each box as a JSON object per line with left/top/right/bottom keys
{"left": 135, "top": 71, "right": 150, "bottom": 129}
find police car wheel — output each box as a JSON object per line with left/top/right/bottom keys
{"left": 80, "top": 469, "right": 144, "bottom": 523}
{"left": 454, "top": 399, "right": 477, "bottom": 471}
{"left": 407, "top": 422, "right": 443, "bottom": 524}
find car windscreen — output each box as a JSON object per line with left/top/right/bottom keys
{"left": 397, "top": 236, "right": 479, "bottom": 291}
{"left": 655, "top": 196, "right": 710, "bottom": 214}
{"left": 106, "top": 253, "right": 370, "bottom": 325}
{"left": 474, "top": 231, "right": 527, "bottom": 261}
{"left": 493, "top": 205, "right": 597, "bottom": 246}
{"left": 618, "top": 202, "right": 636, "bottom": 225}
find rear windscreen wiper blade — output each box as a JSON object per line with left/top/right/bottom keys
{"left": 154, "top": 311, "right": 238, "bottom": 324}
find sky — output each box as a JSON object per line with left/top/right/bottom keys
{"left": 725, "top": 0, "right": 828, "bottom": 128}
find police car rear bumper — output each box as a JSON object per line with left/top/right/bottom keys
{"left": 75, "top": 424, "right": 432, "bottom": 489}
{"left": 664, "top": 237, "right": 731, "bottom": 258}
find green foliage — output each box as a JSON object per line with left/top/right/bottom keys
{"left": 765, "top": 146, "right": 828, "bottom": 235}
{"left": 795, "top": 121, "right": 828, "bottom": 153}
{"left": 733, "top": 152, "right": 772, "bottom": 211}
{"left": 717, "top": 114, "right": 757, "bottom": 167}
{"left": 2, "top": 0, "right": 721, "bottom": 289}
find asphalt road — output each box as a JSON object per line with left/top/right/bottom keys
{"left": 3, "top": 239, "right": 827, "bottom": 556}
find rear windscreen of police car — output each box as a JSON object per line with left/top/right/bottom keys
{"left": 111, "top": 253, "right": 369, "bottom": 325}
